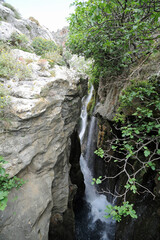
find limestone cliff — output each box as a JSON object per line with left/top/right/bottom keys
{"left": 0, "top": 4, "right": 88, "bottom": 238}
{"left": 0, "top": 2, "right": 54, "bottom": 41}
{"left": 0, "top": 48, "right": 87, "bottom": 239}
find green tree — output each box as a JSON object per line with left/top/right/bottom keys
{"left": 67, "top": 0, "right": 160, "bottom": 82}
{"left": 68, "top": 0, "right": 160, "bottom": 222}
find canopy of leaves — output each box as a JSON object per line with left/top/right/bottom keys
{"left": 67, "top": 0, "right": 160, "bottom": 81}
{"left": 32, "top": 37, "right": 57, "bottom": 56}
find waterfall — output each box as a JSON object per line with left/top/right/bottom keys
{"left": 75, "top": 88, "right": 115, "bottom": 240}
{"left": 79, "top": 86, "right": 93, "bottom": 142}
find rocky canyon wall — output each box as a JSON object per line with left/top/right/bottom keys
{"left": 96, "top": 56, "right": 160, "bottom": 240}
{"left": 0, "top": 3, "right": 89, "bottom": 239}
{"left": 0, "top": 58, "right": 87, "bottom": 240}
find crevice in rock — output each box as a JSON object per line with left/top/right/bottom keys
{"left": 69, "top": 130, "right": 85, "bottom": 206}
{"left": 48, "top": 129, "right": 85, "bottom": 240}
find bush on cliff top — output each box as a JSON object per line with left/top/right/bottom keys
{"left": 3, "top": 2, "right": 21, "bottom": 19}
{"left": 67, "top": 0, "right": 160, "bottom": 83}
{"left": 0, "top": 50, "right": 31, "bottom": 80}
{"left": 32, "top": 37, "right": 57, "bottom": 56}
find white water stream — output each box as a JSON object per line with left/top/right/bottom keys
{"left": 76, "top": 87, "right": 115, "bottom": 240}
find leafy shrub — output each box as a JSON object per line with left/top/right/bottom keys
{"left": 0, "top": 41, "right": 10, "bottom": 52}
{"left": 87, "top": 94, "right": 95, "bottom": 115}
{"left": 10, "top": 33, "right": 29, "bottom": 46}
{"left": 43, "top": 51, "right": 64, "bottom": 68}
{"left": 49, "top": 70, "right": 56, "bottom": 77}
{"left": 32, "top": 37, "right": 57, "bottom": 56}
{"left": 0, "top": 83, "right": 9, "bottom": 117}
{"left": 62, "top": 50, "right": 72, "bottom": 62}
{"left": 26, "top": 24, "right": 31, "bottom": 32}
{"left": 0, "top": 156, "right": 25, "bottom": 211}
{"left": 105, "top": 202, "right": 137, "bottom": 222}
{"left": 0, "top": 50, "right": 31, "bottom": 80}
{"left": 29, "top": 16, "right": 40, "bottom": 26}
{"left": 68, "top": 0, "right": 160, "bottom": 83}
{"left": 9, "top": 33, "right": 31, "bottom": 52}
{"left": 3, "top": 3, "right": 21, "bottom": 19}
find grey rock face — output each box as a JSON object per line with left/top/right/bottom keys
{"left": 0, "top": 21, "right": 21, "bottom": 41}
{"left": 0, "top": 51, "right": 87, "bottom": 240}
{"left": 96, "top": 77, "right": 127, "bottom": 120}
{"left": 52, "top": 27, "right": 68, "bottom": 46}
{"left": 0, "top": 3, "right": 55, "bottom": 41}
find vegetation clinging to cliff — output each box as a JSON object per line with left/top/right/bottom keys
{"left": 95, "top": 77, "right": 160, "bottom": 221}
{"left": 0, "top": 157, "right": 25, "bottom": 211}
{"left": 0, "top": 86, "right": 25, "bottom": 211}
{"left": 67, "top": 0, "right": 160, "bottom": 83}
{"left": 68, "top": 0, "right": 160, "bottom": 221}
{"left": 32, "top": 37, "right": 57, "bottom": 56}
{"left": 3, "top": 2, "right": 21, "bottom": 19}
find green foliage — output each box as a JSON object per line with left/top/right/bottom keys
{"left": 0, "top": 83, "right": 9, "bottom": 118}
{"left": 87, "top": 93, "right": 96, "bottom": 115}
{"left": 94, "top": 148, "right": 104, "bottom": 158}
{"left": 105, "top": 202, "right": 137, "bottom": 222}
{"left": 115, "top": 78, "right": 160, "bottom": 177}
{"left": 9, "top": 33, "right": 31, "bottom": 52}
{"left": 118, "top": 79, "right": 160, "bottom": 138}
{"left": 43, "top": 51, "right": 64, "bottom": 68}
{"left": 94, "top": 78, "right": 160, "bottom": 222}
{"left": 0, "top": 41, "right": 10, "bottom": 53}
{"left": 3, "top": 3, "right": 21, "bottom": 19}
{"left": 0, "top": 156, "right": 25, "bottom": 210}
{"left": 29, "top": 16, "right": 40, "bottom": 26}
{"left": 0, "top": 50, "right": 31, "bottom": 80}
{"left": 26, "top": 24, "right": 31, "bottom": 32}
{"left": 91, "top": 176, "right": 102, "bottom": 185}
{"left": 68, "top": 0, "right": 160, "bottom": 83}
{"left": 63, "top": 50, "right": 72, "bottom": 62}
{"left": 32, "top": 37, "right": 57, "bottom": 56}
{"left": 125, "top": 178, "right": 137, "bottom": 194}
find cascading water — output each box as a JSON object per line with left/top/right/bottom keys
{"left": 75, "top": 87, "right": 115, "bottom": 240}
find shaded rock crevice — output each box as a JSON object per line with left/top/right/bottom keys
{"left": 96, "top": 62, "right": 160, "bottom": 240}
{"left": 49, "top": 130, "right": 85, "bottom": 240}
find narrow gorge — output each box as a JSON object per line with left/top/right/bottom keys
{"left": 0, "top": 1, "right": 160, "bottom": 240}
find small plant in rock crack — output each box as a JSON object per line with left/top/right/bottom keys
{"left": 0, "top": 156, "right": 25, "bottom": 211}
